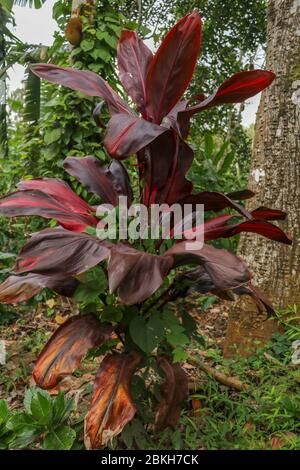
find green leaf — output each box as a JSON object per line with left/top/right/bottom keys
{"left": 101, "top": 305, "right": 123, "bottom": 323}
{"left": 74, "top": 266, "right": 107, "bottom": 303}
{"left": 42, "top": 425, "right": 76, "bottom": 450}
{"left": 218, "top": 151, "right": 235, "bottom": 175}
{"left": 44, "top": 128, "right": 62, "bottom": 145}
{"left": 52, "top": 392, "right": 74, "bottom": 426}
{"left": 23, "top": 388, "right": 34, "bottom": 414}
{"left": 9, "top": 428, "right": 41, "bottom": 450}
{"left": 0, "top": 400, "right": 8, "bottom": 424}
{"left": 130, "top": 314, "right": 165, "bottom": 354}
{"left": 30, "top": 390, "right": 52, "bottom": 425}
{"left": 166, "top": 324, "right": 189, "bottom": 348}
{"left": 80, "top": 39, "right": 95, "bottom": 52}
{"left": 6, "top": 413, "right": 34, "bottom": 432}
{"left": 204, "top": 133, "right": 214, "bottom": 159}
{"left": 214, "top": 140, "right": 230, "bottom": 164}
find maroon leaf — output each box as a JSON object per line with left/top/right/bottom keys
{"left": 17, "top": 178, "right": 94, "bottom": 217}
{"left": 30, "top": 63, "right": 132, "bottom": 115}
{"left": 251, "top": 207, "right": 287, "bottom": 221}
{"left": 33, "top": 315, "right": 114, "bottom": 389}
{"left": 220, "top": 219, "right": 292, "bottom": 245}
{"left": 164, "top": 241, "right": 251, "bottom": 291}
{"left": 156, "top": 355, "right": 188, "bottom": 429}
{"left": 226, "top": 189, "right": 255, "bottom": 201}
{"left": 118, "top": 30, "right": 153, "bottom": 114}
{"left": 104, "top": 114, "right": 167, "bottom": 158}
{"left": 108, "top": 244, "right": 173, "bottom": 305}
{"left": 142, "top": 133, "right": 193, "bottom": 206}
{"left": 182, "top": 213, "right": 291, "bottom": 245}
{"left": 14, "top": 228, "right": 112, "bottom": 276}
{"left": 63, "top": 156, "right": 133, "bottom": 206}
{"left": 176, "top": 267, "right": 274, "bottom": 316}
{"left": 183, "top": 70, "right": 275, "bottom": 115}
{"left": 177, "top": 70, "right": 275, "bottom": 136}
{"left": 0, "top": 190, "right": 97, "bottom": 232}
{"left": 145, "top": 11, "right": 202, "bottom": 123}
{"left": 179, "top": 191, "right": 252, "bottom": 218}
{"left": 84, "top": 352, "right": 141, "bottom": 449}
{"left": 0, "top": 273, "right": 78, "bottom": 304}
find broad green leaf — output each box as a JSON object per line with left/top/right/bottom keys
{"left": 80, "top": 39, "right": 95, "bottom": 52}
{"left": 52, "top": 392, "right": 74, "bottom": 426}
{"left": 30, "top": 390, "right": 52, "bottom": 425}
{"left": 130, "top": 315, "right": 165, "bottom": 354}
{"left": 42, "top": 425, "right": 76, "bottom": 450}
{"left": 44, "top": 128, "right": 61, "bottom": 145}
{"left": 101, "top": 305, "right": 123, "bottom": 323}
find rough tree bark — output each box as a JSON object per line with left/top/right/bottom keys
{"left": 224, "top": 0, "right": 300, "bottom": 357}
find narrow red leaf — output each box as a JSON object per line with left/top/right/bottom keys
{"left": 118, "top": 30, "right": 153, "bottom": 113}
{"left": 146, "top": 11, "right": 202, "bottom": 123}
{"left": 30, "top": 63, "right": 132, "bottom": 115}
{"left": 14, "top": 228, "right": 112, "bottom": 276}
{"left": 251, "top": 207, "right": 287, "bottom": 221}
{"left": 0, "top": 190, "right": 97, "bottom": 232}
{"left": 63, "top": 156, "right": 133, "bottom": 206}
{"left": 33, "top": 315, "right": 114, "bottom": 389}
{"left": 180, "top": 70, "right": 275, "bottom": 117}
{"left": 84, "top": 352, "right": 141, "bottom": 449}
{"left": 226, "top": 189, "right": 255, "bottom": 201}
{"left": 156, "top": 355, "right": 188, "bottom": 429}
{"left": 179, "top": 191, "right": 252, "bottom": 218}
{"left": 17, "top": 178, "right": 94, "bottom": 217}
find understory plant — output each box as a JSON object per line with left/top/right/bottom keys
{"left": 0, "top": 11, "right": 291, "bottom": 449}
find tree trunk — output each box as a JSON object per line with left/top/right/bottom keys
{"left": 224, "top": 0, "right": 300, "bottom": 357}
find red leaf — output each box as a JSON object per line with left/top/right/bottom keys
{"left": 145, "top": 11, "right": 202, "bottom": 123}
{"left": 183, "top": 215, "right": 291, "bottom": 245}
{"left": 176, "top": 267, "right": 274, "bottom": 316}
{"left": 14, "top": 228, "right": 112, "bottom": 276}
{"left": 0, "top": 273, "right": 78, "bottom": 304}
{"left": 104, "top": 114, "right": 166, "bottom": 158}
{"left": 179, "top": 191, "right": 252, "bottom": 218}
{"left": 33, "top": 315, "right": 114, "bottom": 389}
{"left": 141, "top": 133, "right": 193, "bottom": 206}
{"left": 221, "top": 219, "right": 292, "bottom": 245}
{"left": 63, "top": 156, "right": 133, "bottom": 206}
{"left": 30, "top": 63, "right": 132, "bottom": 115}
{"left": 108, "top": 244, "right": 173, "bottom": 305}
{"left": 164, "top": 242, "right": 251, "bottom": 291}
{"left": 156, "top": 355, "right": 188, "bottom": 429}
{"left": 226, "top": 189, "right": 255, "bottom": 201}
{"left": 0, "top": 190, "right": 97, "bottom": 232}
{"left": 180, "top": 70, "right": 275, "bottom": 118}
{"left": 251, "top": 206, "right": 287, "bottom": 221}
{"left": 84, "top": 352, "right": 141, "bottom": 449}
{"left": 118, "top": 30, "right": 153, "bottom": 114}
{"left": 17, "top": 178, "right": 94, "bottom": 217}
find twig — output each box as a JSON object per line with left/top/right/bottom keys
{"left": 189, "top": 358, "right": 249, "bottom": 392}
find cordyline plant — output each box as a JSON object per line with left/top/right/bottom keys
{"left": 0, "top": 12, "right": 291, "bottom": 449}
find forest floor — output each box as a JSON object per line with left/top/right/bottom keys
{"left": 1, "top": 298, "right": 300, "bottom": 450}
